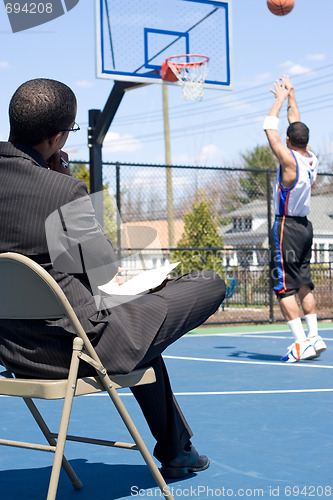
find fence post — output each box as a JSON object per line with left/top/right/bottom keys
{"left": 88, "top": 82, "right": 142, "bottom": 227}
{"left": 116, "top": 162, "right": 122, "bottom": 264}
{"left": 266, "top": 170, "right": 274, "bottom": 323}
{"left": 88, "top": 109, "right": 104, "bottom": 226}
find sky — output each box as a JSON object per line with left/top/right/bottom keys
{"left": 0, "top": 0, "right": 332, "bottom": 170}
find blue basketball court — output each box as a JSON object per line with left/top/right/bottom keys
{"left": 1, "top": 324, "right": 332, "bottom": 499}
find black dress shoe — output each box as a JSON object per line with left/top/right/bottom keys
{"left": 160, "top": 445, "right": 210, "bottom": 478}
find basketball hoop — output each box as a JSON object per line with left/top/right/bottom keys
{"left": 161, "top": 54, "right": 209, "bottom": 101}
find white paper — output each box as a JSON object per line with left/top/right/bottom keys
{"left": 98, "top": 262, "right": 180, "bottom": 296}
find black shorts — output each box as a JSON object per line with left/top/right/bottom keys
{"left": 269, "top": 215, "right": 314, "bottom": 298}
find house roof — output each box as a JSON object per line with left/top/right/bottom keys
{"left": 225, "top": 198, "right": 268, "bottom": 218}
{"left": 221, "top": 222, "right": 270, "bottom": 247}
{"left": 221, "top": 194, "right": 333, "bottom": 244}
{"left": 121, "top": 219, "right": 185, "bottom": 249}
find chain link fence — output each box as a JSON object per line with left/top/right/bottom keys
{"left": 72, "top": 160, "right": 333, "bottom": 325}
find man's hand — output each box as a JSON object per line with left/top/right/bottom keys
{"left": 269, "top": 77, "right": 290, "bottom": 102}
{"left": 282, "top": 75, "right": 294, "bottom": 93}
{"left": 110, "top": 268, "right": 126, "bottom": 286}
{"left": 47, "top": 150, "right": 71, "bottom": 175}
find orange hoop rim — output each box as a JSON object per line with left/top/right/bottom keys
{"left": 165, "top": 54, "right": 209, "bottom": 69}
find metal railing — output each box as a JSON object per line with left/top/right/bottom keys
{"left": 70, "top": 160, "right": 333, "bottom": 324}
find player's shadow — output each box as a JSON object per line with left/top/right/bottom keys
{"left": 214, "top": 346, "right": 281, "bottom": 361}
{"left": 226, "top": 350, "right": 282, "bottom": 362}
{"left": 214, "top": 346, "right": 236, "bottom": 349}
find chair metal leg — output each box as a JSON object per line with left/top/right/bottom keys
{"left": 98, "top": 372, "right": 175, "bottom": 500}
{"left": 46, "top": 338, "right": 84, "bottom": 500}
{"left": 23, "top": 397, "right": 82, "bottom": 491}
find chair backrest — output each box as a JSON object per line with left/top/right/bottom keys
{"left": 0, "top": 252, "right": 70, "bottom": 320}
{"left": 0, "top": 252, "right": 106, "bottom": 372}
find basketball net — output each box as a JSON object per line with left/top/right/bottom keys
{"left": 162, "top": 55, "right": 209, "bottom": 101}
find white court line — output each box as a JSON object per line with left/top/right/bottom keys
{"left": 190, "top": 334, "right": 291, "bottom": 339}
{"left": 190, "top": 326, "right": 333, "bottom": 335}
{"left": 2, "top": 388, "right": 331, "bottom": 399}
{"left": 217, "top": 334, "right": 291, "bottom": 339}
{"left": 204, "top": 334, "right": 333, "bottom": 340}
{"left": 190, "top": 332, "right": 290, "bottom": 337}
{"left": 190, "top": 332, "right": 333, "bottom": 339}
{"left": 81, "top": 388, "right": 333, "bottom": 397}
{"left": 162, "top": 388, "right": 333, "bottom": 396}
{"left": 163, "top": 355, "right": 333, "bottom": 369}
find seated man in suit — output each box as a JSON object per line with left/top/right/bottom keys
{"left": 0, "top": 78, "right": 226, "bottom": 478}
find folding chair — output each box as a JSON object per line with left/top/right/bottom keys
{"left": 0, "top": 252, "right": 174, "bottom": 500}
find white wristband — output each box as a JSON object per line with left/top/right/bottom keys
{"left": 263, "top": 116, "right": 279, "bottom": 131}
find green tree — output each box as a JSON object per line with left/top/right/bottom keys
{"left": 71, "top": 163, "right": 117, "bottom": 245}
{"left": 172, "top": 192, "right": 225, "bottom": 278}
{"left": 240, "top": 145, "right": 277, "bottom": 199}
{"left": 70, "top": 162, "right": 90, "bottom": 188}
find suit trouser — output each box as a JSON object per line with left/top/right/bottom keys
{"left": 130, "top": 271, "right": 226, "bottom": 462}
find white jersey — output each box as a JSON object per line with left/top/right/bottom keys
{"left": 273, "top": 149, "right": 318, "bottom": 217}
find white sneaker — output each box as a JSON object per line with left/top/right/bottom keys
{"left": 308, "top": 335, "right": 327, "bottom": 358}
{"left": 281, "top": 339, "right": 317, "bottom": 362}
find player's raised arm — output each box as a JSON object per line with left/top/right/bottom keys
{"left": 283, "top": 75, "right": 300, "bottom": 124}
{"left": 263, "top": 78, "right": 291, "bottom": 163}
{"left": 263, "top": 77, "right": 298, "bottom": 187}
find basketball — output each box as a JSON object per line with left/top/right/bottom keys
{"left": 267, "top": 0, "right": 295, "bottom": 16}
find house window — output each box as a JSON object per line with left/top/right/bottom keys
{"left": 244, "top": 218, "right": 252, "bottom": 231}
{"left": 329, "top": 244, "right": 333, "bottom": 263}
{"left": 232, "top": 217, "right": 252, "bottom": 232}
{"left": 319, "top": 244, "right": 325, "bottom": 263}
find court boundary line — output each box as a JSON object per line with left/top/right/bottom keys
{"left": 163, "top": 355, "right": 333, "bottom": 369}
{"left": 168, "top": 388, "right": 333, "bottom": 396}
{"left": 189, "top": 327, "right": 333, "bottom": 337}
{"left": 2, "top": 387, "right": 332, "bottom": 399}
{"left": 187, "top": 334, "right": 333, "bottom": 340}
{"left": 60, "top": 387, "right": 333, "bottom": 398}
{"left": 2, "top": 386, "right": 333, "bottom": 399}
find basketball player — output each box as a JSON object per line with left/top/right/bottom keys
{"left": 263, "top": 75, "right": 327, "bottom": 362}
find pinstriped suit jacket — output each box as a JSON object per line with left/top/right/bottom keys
{"left": 0, "top": 142, "right": 167, "bottom": 378}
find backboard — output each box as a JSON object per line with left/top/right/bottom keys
{"left": 95, "top": 0, "right": 232, "bottom": 90}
